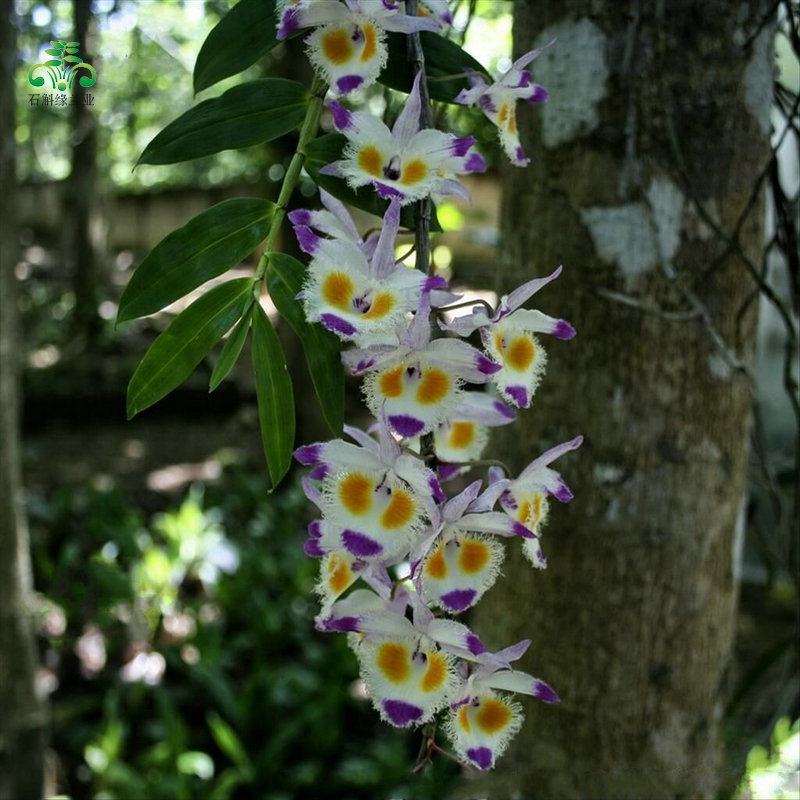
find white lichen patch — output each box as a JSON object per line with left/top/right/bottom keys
{"left": 580, "top": 204, "right": 657, "bottom": 280}
{"left": 707, "top": 353, "right": 732, "bottom": 381}
{"left": 744, "top": 27, "right": 773, "bottom": 137}
{"left": 646, "top": 176, "right": 685, "bottom": 264}
{"left": 593, "top": 463, "right": 626, "bottom": 485}
{"left": 533, "top": 19, "right": 609, "bottom": 148}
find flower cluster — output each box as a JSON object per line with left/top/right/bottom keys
{"left": 282, "top": 1, "right": 580, "bottom": 772}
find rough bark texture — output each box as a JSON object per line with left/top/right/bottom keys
{"left": 0, "top": 2, "right": 47, "bottom": 798}
{"left": 454, "top": 2, "right": 772, "bottom": 798}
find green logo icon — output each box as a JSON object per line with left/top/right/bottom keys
{"left": 28, "top": 41, "right": 96, "bottom": 92}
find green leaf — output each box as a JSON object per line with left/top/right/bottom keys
{"left": 45, "top": 48, "right": 61, "bottom": 55}
{"left": 206, "top": 711, "right": 251, "bottom": 770}
{"left": 194, "top": 0, "right": 279, "bottom": 94}
{"left": 117, "top": 198, "right": 274, "bottom": 323}
{"left": 137, "top": 79, "right": 309, "bottom": 166}
{"left": 177, "top": 751, "right": 214, "bottom": 780}
{"left": 304, "top": 134, "right": 441, "bottom": 232}
{"left": 44, "top": 59, "right": 60, "bottom": 67}
{"left": 64, "top": 55, "right": 81, "bottom": 62}
{"left": 267, "top": 253, "right": 343, "bottom": 436}
{"left": 209, "top": 304, "right": 252, "bottom": 392}
{"left": 127, "top": 278, "right": 254, "bottom": 419}
{"left": 380, "top": 31, "right": 490, "bottom": 103}
{"left": 251, "top": 302, "right": 295, "bottom": 487}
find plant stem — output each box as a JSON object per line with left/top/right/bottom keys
{"left": 406, "top": 0, "right": 438, "bottom": 466}
{"left": 255, "top": 74, "right": 327, "bottom": 292}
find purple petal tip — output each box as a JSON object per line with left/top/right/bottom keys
{"left": 438, "top": 464, "right": 462, "bottom": 482}
{"left": 505, "top": 385, "right": 530, "bottom": 408}
{"left": 466, "top": 746, "right": 494, "bottom": 770}
{"left": 342, "top": 529, "right": 383, "bottom": 558}
{"left": 294, "top": 444, "right": 321, "bottom": 465}
{"left": 328, "top": 101, "right": 353, "bottom": 131}
{"left": 429, "top": 476, "right": 447, "bottom": 503}
{"left": 321, "top": 615, "right": 360, "bottom": 633}
{"left": 466, "top": 633, "right": 486, "bottom": 655}
{"left": 513, "top": 521, "right": 535, "bottom": 539}
{"left": 382, "top": 699, "right": 424, "bottom": 727}
{"left": 552, "top": 485, "right": 574, "bottom": 503}
{"left": 303, "top": 539, "right": 325, "bottom": 558}
{"left": 477, "top": 355, "right": 502, "bottom": 375}
{"left": 294, "top": 225, "right": 319, "bottom": 255}
{"left": 528, "top": 85, "right": 549, "bottom": 103}
{"left": 388, "top": 414, "right": 426, "bottom": 437}
{"left": 493, "top": 400, "right": 516, "bottom": 420}
{"left": 464, "top": 152, "right": 487, "bottom": 174}
{"left": 451, "top": 136, "right": 477, "bottom": 157}
{"left": 288, "top": 208, "right": 311, "bottom": 226}
{"left": 424, "top": 275, "right": 448, "bottom": 292}
{"left": 534, "top": 683, "right": 560, "bottom": 703}
{"left": 336, "top": 75, "right": 364, "bottom": 94}
{"left": 309, "top": 463, "right": 328, "bottom": 481}
{"left": 440, "top": 588, "right": 477, "bottom": 612}
{"left": 277, "top": 7, "right": 301, "bottom": 39}
{"left": 553, "top": 320, "right": 576, "bottom": 339}
{"left": 320, "top": 313, "right": 357, "bottom": 336}
{"left": 374, "top": 182, "right": 405, "bottom": 200}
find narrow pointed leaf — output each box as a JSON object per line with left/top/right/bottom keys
{"left": 267, "top": 253, "right": 343, "bottom": 436}
{"left": 194, "top": 0, "right": 279, "bottom": 94}
{"left": 127, "top": 278, "right": 254, "bottom": 419}
{"left": 209, "top": 303, "right": 253, "bottom": 392}
{"left": 117, "top": 198, "right": 274, "bottom": 323}
{"left": 137, "top": 79, "right": 308, "bottom": 166}
{"left": 304, "top": 134, "right": 441, "bottom": 232}
{"left": 251, "top": 302, "right": 295, "bottom": 487}
{"left": 380, "top": 31, "right": 490, "bottom": 103}
{"left": 206, "top": 712, "right": 251, "bottom": 770}
{"left": 45, "top": 48, "right": 61, "bottom": 55}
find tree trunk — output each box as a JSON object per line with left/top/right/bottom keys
{"left": 455, "top": 1, "right": 772, "bottom": 798}
{"left": 67, "top": 0, "right": 101, "bottom": 344}
{"left": 0, "top": 1, "right": 47, "bottom": 797}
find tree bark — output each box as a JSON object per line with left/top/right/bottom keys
{"left": 455, "top": 1, "right": 772, "bottom": 798}
{"left": 67, "top": 0, "right": 101, "bottom": 344}
{"left": 0, "top": 1, "right": 47, "bottom": 798}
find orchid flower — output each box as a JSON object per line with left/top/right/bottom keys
{"left": 277, "top": 0, "right": 440, "bottom": 94}
{"left": 288, "top": 188, "right": 378, "bottom": 254}
{"left": 441, "top": 266, "right": 575, "bottom": 409}
{"left": 319, "top": 586, "right": 489, "bottom": 727}
{"left": 428, "top": 392, "right": 516, "bottom": 471}
{"left": 322, "top": 72, "right": 486, "bottom": 205}
{"left": 291, "top": 197, "right": 439, "bottom": 344}
{"left": 454, "top": 41, "right": 553, "bottom": 166}
{"left": 410, "top": 478, "right": 536, "bottom": 614}
{"left": 343, "top": 294, "right": 501, "bottom": 437}
{"left": 445, "top": 639, "right": 559, "bottom": 770}
{"left": 491, "top": 435, "right": 583, "bottom": 567}
{"left": 272, "top": 7, "right": 578, "bottom": 770}
{"left": 294, "top": 422, "right": 444, "bottom": 562}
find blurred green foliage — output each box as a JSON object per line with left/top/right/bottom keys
{"left": 29, "top": 470, "right": 458, "bottom": 799}
{"left": 735, "top": 717, "right": 800, "bottom": 800}
{"left": 14, "top": 0, "right": 513, "bottom": 195}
